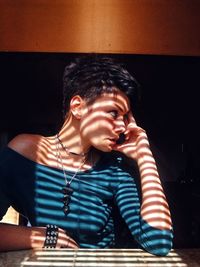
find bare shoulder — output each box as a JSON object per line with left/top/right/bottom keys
{"left": 8, "top": 134, "right": 43, "bottom": 160}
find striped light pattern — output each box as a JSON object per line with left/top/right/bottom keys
{"left": 19, "top": 248, "right": 198, "bottom": 267}
{"left": 0, "top": 148, "right": 173, "bottom": 255}
{"left": 33, "top": 153, "right": 172, "bottom": 255}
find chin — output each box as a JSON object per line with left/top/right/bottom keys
{"left": 102, "top": 147, "right": 112, "bottom": 152}
{"left": 93, "top": 144, "right": 113, "bottom": 153}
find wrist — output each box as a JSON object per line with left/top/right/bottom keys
{"left": 43, "top": 225, "right": 59, "bottom": 249}
{"left": 137, "top": 152, "right": 155, "bottom": 165}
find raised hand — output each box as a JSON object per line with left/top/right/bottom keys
{"left": 113, "top": 112, "right": 151, "bottom": 161}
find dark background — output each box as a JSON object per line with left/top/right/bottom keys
{"left": 0, "top": 52, "right": 200, "bottom": 248}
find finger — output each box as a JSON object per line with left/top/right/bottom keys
{"left": 128, "top": 111, "right": 137, "bottom": 125}
{"left": 124, "top": 112, "right": 137, "bottom": 135}
{"left": 66, "top": 236, "right": 79, "bottom": 248}
{"left": 124, "top": 124, "right": 137, "bottom": 136}
{"left": 127, "top": 123, "right": 146, "bottom": 133}
{"left": 60, "top": 237, "right": 79, "bottom": 248}
{"left": 127, "top": 112, "right": 146, "bottom": 134}
{"left": 64, "top": 236, "right": 79, "bottom": 248}
{"left": 58, "top": 230, "right": 79, "bottom": 248}
{"left": 124, "top": 126, "right": 147, "bottom": 144}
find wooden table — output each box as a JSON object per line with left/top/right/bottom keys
{"left": 0, "top": 248, "right": 200, "bottom": 267}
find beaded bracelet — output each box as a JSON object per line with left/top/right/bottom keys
{"left": 43, "top": 224, "right": 59, "bottom": 249}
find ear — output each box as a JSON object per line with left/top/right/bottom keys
{"left": 69, "top": 95, "right": 85, "bottom": 119}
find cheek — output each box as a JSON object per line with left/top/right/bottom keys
{"left": 80, "top": 113, "right": 114, "bottom": 138}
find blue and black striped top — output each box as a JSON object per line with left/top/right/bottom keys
{"left": 0, "top": 147, "right": 173, "bottom": 255}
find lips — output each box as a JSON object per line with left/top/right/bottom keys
{"left": 108, "top": 138, "right": 117, "bottom": 144}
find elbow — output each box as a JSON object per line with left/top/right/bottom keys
{"left": 146, "top": 243, "right": 172, "bottom": 256}
{"left": 139, "top": 228, "right": 174, "bottom": 256}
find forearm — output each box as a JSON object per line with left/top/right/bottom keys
{"left": 115, "top": 117, "right": 173, "bottom": 255}
{"left": 137, "top": 149, "right": 172, "bottom": 230}
{"left": 0, "top": 223, "right": 46, "bottom": 252}
{"left": 0, "top": 222, "right": 79, "bottom": 251}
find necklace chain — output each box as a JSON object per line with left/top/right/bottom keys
{"left": 55, "top": 134, "right": 86, "bottom": 185}
{"left": 55, "top": 134, "right": 87, "bottom": 215}
{"left": 56, "top": 134, "right": 88, "bottom": 157}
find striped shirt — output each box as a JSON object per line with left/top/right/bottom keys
{"left": 0, "top": 147, "right": 173, "bottom": 255}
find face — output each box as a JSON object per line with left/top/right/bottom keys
{"left": 79, "top": 90, "right": 130, "bottom": 152}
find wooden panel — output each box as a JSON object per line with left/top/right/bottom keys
{"left": 0, "top": 0, "right": 200, "bottom": 55}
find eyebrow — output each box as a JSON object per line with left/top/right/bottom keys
{"left": 114, "top": 103, "right": 129, "bottom": 114}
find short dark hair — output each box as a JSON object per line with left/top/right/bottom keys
{"left": 62, "top": 54, "right": 140, "bottom": 117}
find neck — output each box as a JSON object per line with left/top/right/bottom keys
{"left": 56, "top": 133, "right": 88, "bottom": 158}
{"left": 57, "top": 113, "right": 90, "bottom": 156}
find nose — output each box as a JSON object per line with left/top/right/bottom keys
{"left": 114, "top": 117, "right": 126, "bottom": 134}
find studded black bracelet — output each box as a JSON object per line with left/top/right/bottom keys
{"left": 43, "top": 224, "right": 58, "bottom": 249}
